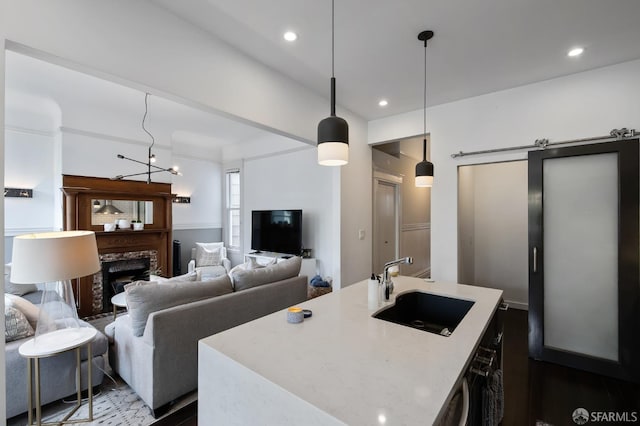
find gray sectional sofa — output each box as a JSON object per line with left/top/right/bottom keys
{"left": 107, "top": 256, "right": 307, "bottom": 417}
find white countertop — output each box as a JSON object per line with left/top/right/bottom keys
{"left": 199, "top": 276, "right": 502, "bottom": 425}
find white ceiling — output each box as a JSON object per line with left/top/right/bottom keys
{"left": 155, "top": 0, "right": 640, "bottom": 120}
{"left": 5, "top": 0, "right": 640, "bottom": 153}
{"left": 4, "top": 51, "right": 275, "bottom": 153}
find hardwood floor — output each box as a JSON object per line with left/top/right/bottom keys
{"left": 154, "top": 308, "right": 639, "bottom": 425}
{"left": 152, "top": 401, "right": 197, "bottom": 426}
{"left": 502, "top": 308, "right": 640, "bottom": 425}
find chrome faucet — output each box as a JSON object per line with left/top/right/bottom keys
{"left": 382, "top": 257, "right": 413, "bottom": 300}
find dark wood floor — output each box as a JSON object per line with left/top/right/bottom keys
{"left": 154, "top": 308, "right": 639, "bottom": 425}
{"left": 502, "top": 309, "right": 639, "bottom": 425}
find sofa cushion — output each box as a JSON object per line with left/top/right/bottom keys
{"left": 162, "top": 271, "right": 198, "bottom": 283}
{"left": 5, "top": 294, "right": 39, "bottom": 329}
{"left": 4, "top": 263, "right": 38, "bottom": 296}
{"left": 125, "top": 274, "right": 234, "bottom": 337}
{"left": 232, "top": 256, "right": 302, "bottom": 292}
{"left": 5, "top": 306, "right": 34, "bottom": 342}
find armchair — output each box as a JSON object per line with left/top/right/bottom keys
{"left": 187, "top": 242, "right": 231, "bottom": 281}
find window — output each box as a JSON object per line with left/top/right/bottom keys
{"left": 225, "top": 169, "right": 241, "bottom": 249}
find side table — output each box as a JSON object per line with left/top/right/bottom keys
{"left": 19, "top": 327, "right": 97, "bottom": 426}
{"left": 111, "top": 292, "right": 127, "bottom": 320}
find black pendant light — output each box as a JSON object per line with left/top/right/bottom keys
{"left": 317, "top": 0, "right": 349, "bottom": 166}
{"left": 415, "top": 30, "right": 434, "bottom": 187}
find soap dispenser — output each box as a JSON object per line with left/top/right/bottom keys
{"left": 367, "top": 274, "right": 379, "bottom": 309}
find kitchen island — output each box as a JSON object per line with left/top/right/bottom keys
{"left": 198, "top": 276, "right": 503, "bottom": 425}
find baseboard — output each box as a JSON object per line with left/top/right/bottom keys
{"left": 504, "top": 299, "right": 528, "bottom": 310}
{"left": 411, "top": 268, "right": 431, "bottom": 279}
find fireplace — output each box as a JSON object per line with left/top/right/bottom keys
{"left": 101, "top": 257, "right": 151, "bottom": 312}
{"left": 93, "top": 250, "right": 158, "bottom": 313}
{"left": 62, "top": 175, "right": 174, "bottom": 317}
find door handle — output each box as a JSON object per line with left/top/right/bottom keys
{"left": 533, "top": 246, "right": 537, "bottom": 273}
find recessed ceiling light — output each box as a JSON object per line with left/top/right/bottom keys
{"left": 283, "top": 31, "right": 298, "bottom": 42}
{"left": 378, "top": 99, "right": 388, "bottom": 107}
{"left": 567, "top": 47, "right": 584, "bottom": 57}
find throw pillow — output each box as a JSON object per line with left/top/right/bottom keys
{"left": 5, "top": 294, "right": 39, "bottom": 329}
{"left": 124, "top": 274, "right": 233, "bottom": 337}
{"left": 4, "top": 263, "right": 38, "bottom": 296}
{"left": 5, "top": 306, "right": 34, "bottom": 342}
{"left": 232, "top": 256, "right": 302, "bottom": 292}
{"left": 197, "top": 247, "right": 222, "bottom": 267}
{"left": 195, "top": 242, "right": 224, "bottom": 266}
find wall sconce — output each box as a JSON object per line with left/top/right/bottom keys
{"left": 173, "top": 196, "right": 191, "bottom": 204}
{"left": 4, "top": 188, "right": 33, "bottom": 198}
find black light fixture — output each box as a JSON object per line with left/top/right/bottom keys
{"left": 415, "top": 30, "right": 434, "bottom": 187}
{"left": 114, "top": 93, "right": 181, "bottom": 183}
{"left": 317, "top": 0, "right": 349, "bottom": 166}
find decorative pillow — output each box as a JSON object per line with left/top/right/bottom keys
{"left": 195, "top": 242, "right": 224, "bottom": 267}
{"left": 197, "top": 247, "right": 222, "bottom": 267}
{"left": 124, "top": 274, "right": 233, "bottom": 337}
{"left": 5, "top": 294, "right": 39, "bottom": 329}
{"left": 4, "top": 263, "right": 38, "bottom": 296}
{"left": 232, "top": 256, "right": 302, "bottom": 292}
{"left": 5, "top": 306, "right": 34, "bottom": 342}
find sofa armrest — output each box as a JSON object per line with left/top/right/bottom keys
{"left": 222, "top": 258, "right": 231, "bottom": 272}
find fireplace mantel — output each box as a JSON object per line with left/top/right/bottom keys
{"left": 62, "top": 175, "right": 174, "bottom": 316}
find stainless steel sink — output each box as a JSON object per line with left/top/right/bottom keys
{"left": 373, "top": 291, "right": 474, "bottom": 336}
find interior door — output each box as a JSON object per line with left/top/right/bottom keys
{"left": 374, "top": 180, "right": 398, "bottom": 274}
{"left": 528, "top": 140, "right": 640, "bottom": 382}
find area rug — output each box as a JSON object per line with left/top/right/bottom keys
{"left": 7, "top": 313, "right": 196, "bottom": 426}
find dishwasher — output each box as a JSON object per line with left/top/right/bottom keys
{"left": 439, "top": 301, "right": 508, "bottom": 426}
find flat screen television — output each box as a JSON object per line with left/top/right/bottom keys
{"left": 251, "top": 210, "right": 302, "bottom": 255}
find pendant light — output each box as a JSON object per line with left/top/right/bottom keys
{"left": 317, "top": 0, "right": 349, "bottom": 166}
{"left": 415, "top": 30, "right": 434, "bottom": 187}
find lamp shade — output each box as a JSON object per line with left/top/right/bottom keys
{"left": 11, "top": 231, "right": 101, "bottom": 284}
{"left": 415, "top": 160, "right": 434, "bottom": 187}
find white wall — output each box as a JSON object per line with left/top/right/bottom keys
{"left": 339, "top": 118, "right": 372, "bottom": 287}
{"left": 4, "top": 127, "right": 58, "bottom": 233}
{"left": 243, "top": 147, "right": 340, "bottom": 286}
{"left": 369, "top": 58, "right": 640, "bottom": 282}
{"left": 171, "top": 155, "right": 222, "bottom": 230}
{"left": 1, "top": 6, "right": 8, "bottom": 415}
{"left": 458, "top": 161, "right": 528, "bottom": 308}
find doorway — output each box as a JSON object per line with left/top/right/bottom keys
{"left": 373, "top": 174, "right": 400, "bottom": 274}
{"left": 457, "top": 160, "right": 528, "bottom": 308}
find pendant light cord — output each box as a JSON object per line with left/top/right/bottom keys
{"left": 332, "top": 0, "right": 335, "bottom": 79}
{"left": 142, "top": 93, "right": 155, "bottom": 150}
{"left": 423, "top": 38, "right": 427, "bottom": 161}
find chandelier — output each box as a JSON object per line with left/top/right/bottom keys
{"left": 113, "top": 93, "right": 180, "bottom": 183}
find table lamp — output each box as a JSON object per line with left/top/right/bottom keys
{"left": 10, "top": 231, "right": 101, "bottom": 348}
